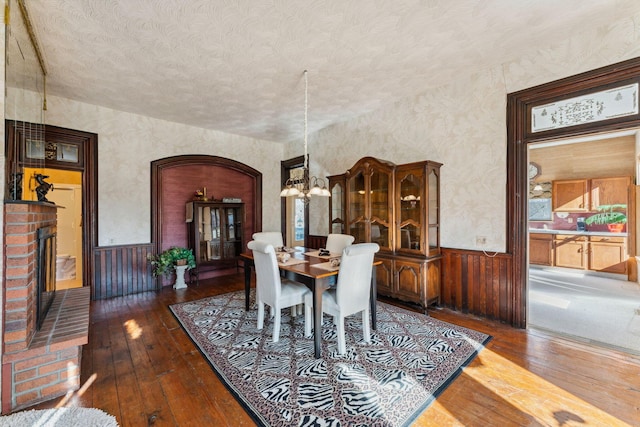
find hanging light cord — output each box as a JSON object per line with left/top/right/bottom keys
{"left": 303, "top": 70, "right": 308, "bottom": 172}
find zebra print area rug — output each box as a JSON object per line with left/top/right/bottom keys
{"left": 170, "top": 290, "right": 491, "bottom": 427}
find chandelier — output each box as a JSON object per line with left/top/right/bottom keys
{"left": 280, "top": 70, "right": 331, "bottom": 201}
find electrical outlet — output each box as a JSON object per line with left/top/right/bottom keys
{"left": 476, "top": 236, "right": 487, "bottom": 246}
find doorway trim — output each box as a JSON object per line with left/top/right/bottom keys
{"left": 507, "top": 57, "right": 640, "bottom": 328}
{"left": 281, "top": 155, "right": 309, "bottom": 246}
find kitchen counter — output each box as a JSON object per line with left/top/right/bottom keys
{"left": 529, "top": 229, "right": 628, "bottom": 237}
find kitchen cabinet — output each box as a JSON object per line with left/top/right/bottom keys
{"left": 552, "top": 179, "right": 589, "bottom": 212}
{"left": 590, "top": 176, "right": 631, "bottom": 209}
{"left": 342, "top": 156, "right": 442, "bottom": 309}
{"left": 186, "top": 201, "right": 245, "bottom": 281}
{"left": 529, "top": 233, "right": 553, "bottom": 266}
{"left": 554, "top": 235, "right": 587, "bottom": 269}
{"left": 328, "top": 174, "right": 346, "bottom": 234}
{"left": 588, "top": 235, "right": 627, "bottom": 274}
{"left": 552, "top": 176, "right": 631, "bottom": 212}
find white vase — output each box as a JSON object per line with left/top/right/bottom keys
{"left": 173, "top": 265, "right": 189, "bottom": 289}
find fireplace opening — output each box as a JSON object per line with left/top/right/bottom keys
{"left": 37, "top": 225, "right": 57, "bottom": 330}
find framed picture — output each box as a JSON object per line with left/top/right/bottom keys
{"left": 529, "top": 198, "right": 552, "bottom": 221}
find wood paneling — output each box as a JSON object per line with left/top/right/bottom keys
{"left": 441, "top": 248, "right": 513, "bottom": 323}
{"left": 93, "top": 244, "right": 155, "bottom": 300}
{"left": 307, "top": 234, "right": 326, "bottom": 249}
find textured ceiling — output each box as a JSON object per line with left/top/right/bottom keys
{"left": 11, "top": 0, "right": 640, "bottom": 143}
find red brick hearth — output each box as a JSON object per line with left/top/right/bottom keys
{"left": 2, "top": 201, "right": 90, "bottom": 413}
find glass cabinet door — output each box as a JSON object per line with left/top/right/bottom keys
{"left": 370, "top": 170, "right": 390, "bottom": 249}
{"left": 348, "top": 171, "right": 367, "bottom": 243}
{"left": 427, "top": 168, "right": 440, "bottom": 254}
{"left": 224, "top": 207, "right": 243, "bottom": 258}
{"left": 198, "top": 205, "right": 221, "bottom": 261}
{"left": 398, "top": 170, "right": 422, "bottom": 253}
{"left": 329, "top": 176, "right": 345, "bottom": 234}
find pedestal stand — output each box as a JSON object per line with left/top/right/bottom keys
{"left": 173, "top": 265, "right": 189, "bottom": 289}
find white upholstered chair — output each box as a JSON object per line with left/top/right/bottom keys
{"left": 325, "top": 233, "right": 355, "bottom": 255}
{"left": 252, "top": 231, "right": 284, "bottom": 249}
{"left": 304, "top": 243, "right": 380, "bottom": 354}
{"left": 248, "top": 240, "right": 310, "bottom": 342}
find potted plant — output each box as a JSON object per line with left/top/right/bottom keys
{"left": 584, "top": 204, "right": 627, "bottom": 232}
{"left": 148, "top": 246, "right": 196, "bottom": 278}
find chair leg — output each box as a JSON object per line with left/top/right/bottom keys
{"left": 362, "top": 309, "right": 371, "bottom": 343}
{"left": 304, "top": 303, "right": 312, "bottom": 337}
{"left": 272, "top": 309, "right": 281, "bottom": 342}
{"left": 336, "top": 315, "right": 346, "bottom": 355}
{"left": 257, "top": 301, "right": 265, "bottom": 330}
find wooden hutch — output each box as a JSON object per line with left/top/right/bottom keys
{"left": 329, "top": 157, "right": 442, "bottom": 310}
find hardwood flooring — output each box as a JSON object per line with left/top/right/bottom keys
{"left": 31, "top": 273, "right": 640, "bottom": 426}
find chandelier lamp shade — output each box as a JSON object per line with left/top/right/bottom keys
{"left": 280, "top": 70, "right": 331, "bottom": 200}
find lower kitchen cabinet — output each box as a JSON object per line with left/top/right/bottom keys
{"left": 530, "top": 233, "right": 553, "bottom": 266}
{"left": 588, "top": 236, "right": 627, "bottom": 274}
{"left": 554, "top": 235, "right": 587, "bottom": 269}
{"left": 532, "top": 233, "right": 628, "bottom": 274}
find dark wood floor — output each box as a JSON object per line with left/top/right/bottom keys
{"left": 32, "top": 273, "right": 640, "bottom": 426}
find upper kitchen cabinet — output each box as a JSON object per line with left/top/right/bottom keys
{"left": 590, "top": 176, "right": 631, "bottom": 209}
{"left": 552, "top": 179, "right": 589, "bottom": 212}
{"left": 552, "top": 176, "right": 632, "bottom": 212}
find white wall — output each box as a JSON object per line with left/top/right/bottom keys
{"left": 8, "top": 93, "right": 286, "bottom": 246}
{"left": 307, "top": 11, "right": 640, "bottom": 252}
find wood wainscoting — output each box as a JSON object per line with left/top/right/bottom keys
{"left": 93, "top": 244, "right": 155, "bottom": 300}
{"left": 441, "top": 248, "right": 514, "bottom": 324}
{"left": 307, "top": 235, "right": 327, "bottom": 249}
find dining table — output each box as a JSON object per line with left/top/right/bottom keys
{"left": 240, "top": 247, "right": 379, "bottom": 358}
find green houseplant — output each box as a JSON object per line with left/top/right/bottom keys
{"left": 148, "top": 246, "right": 196, "bottom": 278}
{"left": 584, "top": 204, "right": 627, "bottom": 232}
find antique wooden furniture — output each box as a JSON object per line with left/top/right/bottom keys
{"left": 186, "top": 201, "right": 245, "bottom": 282}
{"left": 333, "top": 157, "right": 443, "bottom": 310}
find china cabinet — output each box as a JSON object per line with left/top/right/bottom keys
{"left": 186, "top": 201, "right": 245, "bottom": 282}
{"left": 339, "top": 157, "right": 443, "bottom": 310}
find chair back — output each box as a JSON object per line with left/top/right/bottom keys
{"left": 325, "top": 233, "right": 355, "bottom": 254}
{"left": 336, "top": 243, "right": 379, "bottom": 311}
{"left": 247, "top": 240, "right": 281, "bottom": 304}
{"left": 252, "top": 231, "right": 284, "bottom": 248}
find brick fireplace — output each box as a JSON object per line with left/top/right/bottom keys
{"left": 2, "top": 201, "right": 90, "bottom": 413}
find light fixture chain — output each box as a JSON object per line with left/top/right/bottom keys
{"left": 304, "top": 70, "right": 308, "bottom": 171}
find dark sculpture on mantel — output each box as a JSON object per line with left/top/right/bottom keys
{"left": 7, "top": 172, "right": 23, "bottom": 200}
{"left": 34, "top": 173, "right": 54, "bottom": 202}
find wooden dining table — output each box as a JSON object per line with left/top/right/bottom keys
{"left": 239, "top": 247, "right": 379, "bottom": 358}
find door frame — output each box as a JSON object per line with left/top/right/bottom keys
{"left": 281, "top": 155, "right": 309, "bottom": 246}
{"left": 4, "top": 122, "right": 98, "bottom": 291}
{"left": 507, "top": 57, "right": 640, "bottom": 328}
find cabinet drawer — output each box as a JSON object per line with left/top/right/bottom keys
{"left": 530, "top": 233, "right": 552, "bottom": 240}
{"left": 588, "top": 236, "right": 625, "bottom": 243}
{"left": 554, "top": 235, "right": 587, "bottom": 241}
